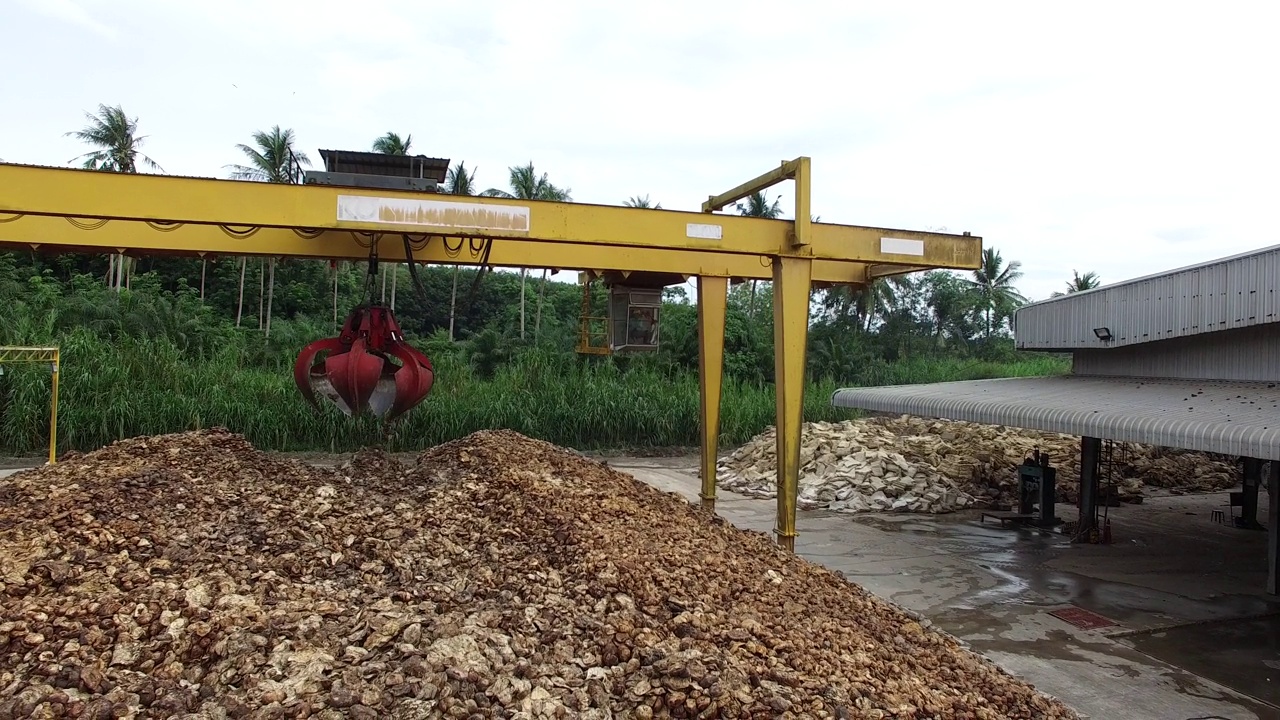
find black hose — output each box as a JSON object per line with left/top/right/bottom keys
{"left": 401, "top": 234, "right": 431, "bottom": 304}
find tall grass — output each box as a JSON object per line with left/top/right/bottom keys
{"left": 0, "top": 325, "right": 1068, "bottom": 456}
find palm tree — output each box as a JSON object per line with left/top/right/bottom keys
{"left": 226, "top": 125, "right": 310, "bottom": 183}
{"left": 1052, "top": 270, "right": 1101, "bottom": 297}
{"left": 444, "top": 161, "right": 479, "bottom": 340}
{"left": 481, "top": 162, "right": 571, "bottom": 201}
{"left": 226, "top": 126, "right": 311, "bottom": 336}
{"left": 482, "top": 162, "right": 572, "bottom": 339}
{"left": 66, "top": 104, "right": 163, "bottom": 174}
{"left": 967, "top": 247, "right": 1027, "bottom": 338}
{"left": 624, "top": 194, "right": 662, "bottom": 209}
{"left": 445, "top": 161, "right": 478, "bottom": 195}
{"left": 854, "top": 277, "right": 909, "bottom": 331}
{"left": 372, "top": 132, "right": 412, "bottom": 155}
{"left": 736, "top": 191, "right": 784, "bottom": 323}
{"left": 66, "top": 104, "right": 163, "bottom": 291}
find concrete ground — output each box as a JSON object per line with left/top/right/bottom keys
{"left": 610, "top": 457, "right": 1280, "bottom": 720}
{"left": 5, "top": 460, "right": 1277, "bottom": 718}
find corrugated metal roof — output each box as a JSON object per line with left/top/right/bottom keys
{"left": 1072, "top": 324, "right": 1280, "bottom": 382}
{"left": 1014, "top": 243, "right": 1280, "bottom": 351}
{"left": 831, "top": 376, "right": 1280, "bottom": 459}
{"left": 317, "top": 150, "right": 450, "bottom": 182}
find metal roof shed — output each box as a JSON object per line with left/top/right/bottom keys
{"left": 830, "top": 244, "right": 1280, "bottom": 594}
{"left": 830, "top": 376, "right": 1280, "bottom": 460}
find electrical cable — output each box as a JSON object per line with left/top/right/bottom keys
{"left": 361, "top": 239, "right": 379, "bottom": 305}
{"left": 65, "top": 217, "right": 109, "bottom": 230}
{"left": 463, "top": 238, "right": 495, "bottom": 313}
{"left": 401, "top": 233, "right": 431, "bottom": 304}
{"left": 219, "top": 224, "right": 259, "bottom": 238}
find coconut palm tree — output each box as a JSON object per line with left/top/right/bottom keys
{"left": 372, "top": 131, "right": 412, "bottom": 155}
{"left": 445, "top": 161, "right": 478, "bottom": 195}
{"left": 482, "top": 162, "right": 572, "bottom": 339}
{"left": 624, "top": 194, "right": 662, "bottom": 209}
{"left": 66, "top": 104, "right": 163, "bottom": 291}
{"left": 967, "top": 247, "right": 1027, "bottom": 338}
{"left": 736, "top": 191, "right": 784, "bottom": 323}
{"left": 1051, "top": 270, "right": 1101, "bottom": 297}
{"left": 226, "top": 126, "right": 311, "bottom": 336}
{"left": 66, "top": 104, "right": 163, "bottom": 174}
{"left": 841, "top": 276, "right": 910, "bottom": 331}
{"left": 481, "top": 162, "right": 571, "bottom": 202}
{"left": 226, "top": 125, "right": 310, "bottom": 184}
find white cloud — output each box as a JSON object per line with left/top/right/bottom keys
{"left": 16, "top": 0, "right": 117, "bottom": 40}
{"left": 3, "top": 1, "right": 1279, "bottom": 304}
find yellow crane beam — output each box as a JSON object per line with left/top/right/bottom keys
{"left": 0, "top": 214, "right": 876, "bottom": 284}
{"left": 0, "top": 157, "right": 984, "bottom": 551}
{"left": 0, "top": 162, "right": 980, "bottom": 270}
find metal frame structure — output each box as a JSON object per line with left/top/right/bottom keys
{"left": 0, "top": 158, "right": 982, "bottom": 549}
{"left": 0, "top": 346, "right": 60, "bottom": 464}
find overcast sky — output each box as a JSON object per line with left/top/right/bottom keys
{"left": 4, "top": 1, "right": 1277, "bottom": 302}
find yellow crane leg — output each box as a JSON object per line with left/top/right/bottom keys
{"left": 772, "top": 256, "right": 813, "bottom": 551}
{"left": 697, "top": 275, "right": 728, "bottom": 510}
{"left": 48, "top": 349, "right": 60, "bottom": 465}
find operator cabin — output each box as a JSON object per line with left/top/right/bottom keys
{"left": 832, "top": 243, "right": 1280, "bottom": 596}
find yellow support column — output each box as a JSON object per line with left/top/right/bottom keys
{"left": 772, "top": 256, "right": 813, "bottom": 551}
{"left": 48, "top": 349, "right": 60, "bottom": 465}
{"left": 697, "top": 275, "right": 728, "bottom": 510}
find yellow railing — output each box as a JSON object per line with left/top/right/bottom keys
{"left": 0, "top": 346, "right": 60, "bottom": 464}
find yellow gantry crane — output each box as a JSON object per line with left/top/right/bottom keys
{"left": 0, "top": 155, "right": 981, "bottom": 550}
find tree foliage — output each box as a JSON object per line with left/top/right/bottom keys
{"left": 226, "top": 126, "right": 310, "bottom": 184}
{"left": 66, "top": 104, "right": 163, "bottom": 173}
{"left": 1051, "top": 270, "right": 1101, "bottom": 297}
{"left": 372, "top": 131, "right": 412, "bottom": 155}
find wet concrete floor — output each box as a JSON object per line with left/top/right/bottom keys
{"left": 611, "top": 458, "right": 1280, "bottom": 720}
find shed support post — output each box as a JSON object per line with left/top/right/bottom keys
{"left": 697, "top": 275, "right": 728, "bottom": 511}
{"left": 1241, "top": 458, "right": 1263, "bottom": 529}
{"left": 1079, "top": 437, "right": 1101, "bottom": 536}
{"left": 1267, "top": 461, "right": 1277, "bottom": 595}
{"left": 772, "top": 256, "right": 813, "bottom": 552}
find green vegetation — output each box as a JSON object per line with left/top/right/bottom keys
{"left": 0, "top": 111, "right": 1077, "bottom": 456}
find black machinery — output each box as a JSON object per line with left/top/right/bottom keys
{"left": 981, "top": 448, "right": 1061, "bottom": 529}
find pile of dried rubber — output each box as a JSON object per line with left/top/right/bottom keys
{"left": 718, "top": 416, "right": 1239, "bottom": 513}
{"left": 0, "top": 428, "right": 1076, "bottom": 718}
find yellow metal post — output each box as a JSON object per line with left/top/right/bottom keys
{"left": 0, "top": 346, "right": 61, "bottom": 464}
{"left": 697, "top": 275, "right": 728, "bottom": 510}
{"left": 791, "top": 157, "right": 811, "bottom": 247}
{"left": 48, "top": 349, "right": 60, "bottom": 464}
{"left": 772, "top": 256, "right": 813, "bottom": 551}
{"left": 772, "top": 155, "right": 815, "bottom": 550}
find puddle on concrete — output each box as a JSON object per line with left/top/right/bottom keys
{"left": 854, "top": 511, "right": 1280, "bottom": 631}
{"left": 1125, "top": 616, "right": 1280, "bottom": 708}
